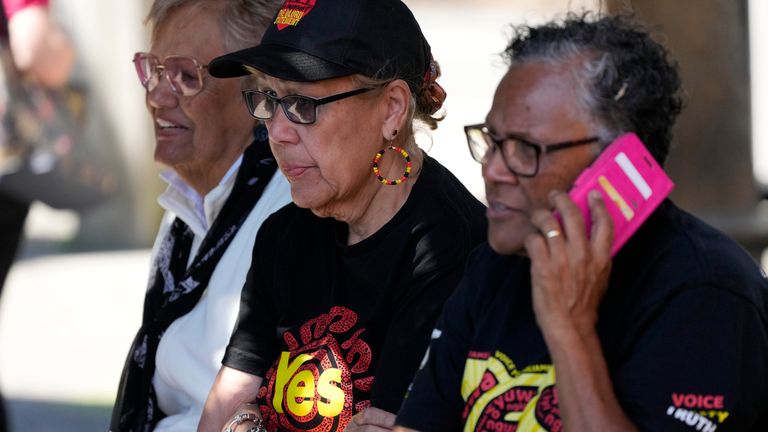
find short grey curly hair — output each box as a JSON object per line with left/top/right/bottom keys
{"left": 504, "top": 13, "right": 683, "bottom": 166}
{"left": 146, "top": 0, "right": 281, "bottom": 51}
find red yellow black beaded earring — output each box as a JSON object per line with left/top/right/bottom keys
{"left": 372, "top": 129, "right": 412, "bottom": 185}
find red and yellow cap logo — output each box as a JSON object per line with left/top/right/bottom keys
{"left": 274, "top": 0, "right": 316, "bottom": 30}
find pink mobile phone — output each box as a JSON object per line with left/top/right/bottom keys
{"left": 566, "top": 132, "right": 674, "bottom": 256}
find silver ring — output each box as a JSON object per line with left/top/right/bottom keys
{"left": 545, "top": 229, "right": 561, "bottom": 239}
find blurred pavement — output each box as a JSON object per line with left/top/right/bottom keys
{"left": 0, "top": 243, "right": 149, "bottom": 431}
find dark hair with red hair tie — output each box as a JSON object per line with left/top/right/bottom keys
{"left": 422, "top": 55, "right": 446, "bottom": 115}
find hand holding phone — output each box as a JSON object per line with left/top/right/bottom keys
{"left": 566, "top": 132, "right": 674, "bottom": 256}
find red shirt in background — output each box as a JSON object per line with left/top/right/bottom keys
{"left": 3, "top": 0, "right": 48, "bottom": 19}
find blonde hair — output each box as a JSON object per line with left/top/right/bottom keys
{"left": 146, "top": 0, "right": 280, "bottom": 51}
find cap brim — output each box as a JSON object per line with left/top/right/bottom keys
{"left": 209, "top": 43, "right": 355, "bottom": 82}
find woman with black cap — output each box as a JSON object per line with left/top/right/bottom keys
{"left": 198, "top": 0, "right": 487, "bottom": 431}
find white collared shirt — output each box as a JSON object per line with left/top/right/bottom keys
{"left": 157, "top": 155, "right": 242, "bottom": 246}
{"left": 150, "top": 157, "right": 291, "bottom": 432}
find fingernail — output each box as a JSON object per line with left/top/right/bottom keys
{"left": 589, "top": 190, "right": 602, "bottom": 201}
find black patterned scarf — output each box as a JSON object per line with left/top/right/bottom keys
{"left": 110, "top": 126, "right": 278, "bottom": 431}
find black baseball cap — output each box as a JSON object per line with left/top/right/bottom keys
{"left": 209, "top": 0, "right": 431, "bottom": 94}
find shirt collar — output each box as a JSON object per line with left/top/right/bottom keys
{"left": 157, "top": 155, "right": 243, "bottom": 237}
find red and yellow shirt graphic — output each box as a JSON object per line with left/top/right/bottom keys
{"left": 665, "top": 392, "right": 729, "bottom": 431}
{"left": 461, "top": 351, "right": 560, "bottom": 432}
{"left": 274, "top": 0, "right": 316, "bottom": 30}
{"left": 256, "top": 306, "right": 373, "bottom": 431}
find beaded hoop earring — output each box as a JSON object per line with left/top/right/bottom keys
{"left": 372, "top": 145, "right": 412, "bottom": 185}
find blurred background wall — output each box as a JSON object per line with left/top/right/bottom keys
{"left": 604, "top": 0, "right": 765, "bottom": 257}
{"left": 24, "top": 0, "right": 159, "bottom": 252}
{"left": 1, "top": 0, "right": 767, "bottom": 430}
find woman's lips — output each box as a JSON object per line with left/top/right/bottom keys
{"left": 486, "top": 201, "right": 522, "bottom": 219}
{"left": 154, "top": 118, "right": 189, "bottom": 140}
{"left": 282, "top": 165, "right": 311, "bottom": 179}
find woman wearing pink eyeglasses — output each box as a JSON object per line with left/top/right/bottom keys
{"left": 110, "top": 1, "right": 291, "bottom": 431}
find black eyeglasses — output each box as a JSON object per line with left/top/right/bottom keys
{"left": 133, "top": 52, "right": 209, "bottom": 97}
{"left": 464, "top": 123, "right": 600, "bottom": 177}
{"left": 241, "top": 87, "right": 376, "bottom": 125}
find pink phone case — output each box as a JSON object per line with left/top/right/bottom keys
{"left": 567, "top": 132, "right": 674, "bottom": 256}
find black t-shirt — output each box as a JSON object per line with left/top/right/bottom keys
{"left": 397, "top": 200, "right": 768, "bottom": 431}
{"left": 224, "top": 155, "right": 487, "bottom": 431}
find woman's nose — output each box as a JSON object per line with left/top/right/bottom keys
{"left": 265, "top": 103, "right": 300, "bottom": 145}
{"left": 482, "top": 148, "right": 519, "bottom": 184}
{"left": 146, "top": 74, "right": 178, "bottom": 110}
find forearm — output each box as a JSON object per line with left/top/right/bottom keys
{"left": 526, "top": 191, "right": 631, "bottom": 430}
{"left": 543, "top": 325, "right": 638, "bottom": 432}
{"left": 198, "top": 366, "right": 262, "bottom": 432}
{"left": 6, "top": 4, "right": 75, "bottom": 87}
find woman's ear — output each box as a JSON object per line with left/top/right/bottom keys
{"left": 380, "top": 79, "right": 410, "bottom": 140}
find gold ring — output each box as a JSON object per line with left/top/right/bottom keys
{"left": 545, "top": 229, "right": 561, "bottom": 239}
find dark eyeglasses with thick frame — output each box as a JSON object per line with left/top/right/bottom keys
{"left": 464, "top": 123, "right": 600, "bottom": 177}
{"left": 241, "top": 87, "right": 376, "bottom": 125}
{"left": 133, "top": 52, "right": 209, "bottom": 97}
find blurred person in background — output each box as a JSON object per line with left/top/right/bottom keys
{"left": 395, "top": 13, "right": 768, "bottom": 432}
{"left": 109, "top": 1, "right": 290, "bottom": 431}
{"left": 0, "top": 0, "right": 75, "bottom": 429}
{"left": 197, "top": 1, "right": 486, "bottom": 431}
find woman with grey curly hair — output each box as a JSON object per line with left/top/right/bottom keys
{"left": 110, "top": 1, "right": 290, "bottom": 430}
{"left": 395, "top": 12, "right": 768, "bottom": 432}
